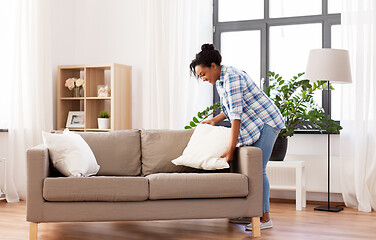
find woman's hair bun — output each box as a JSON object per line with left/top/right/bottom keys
{"left": 190, "top": 43, "right": 222, "bottom": 77}
{"left": 201, "top": 43, "right": 215, "bottom": 51}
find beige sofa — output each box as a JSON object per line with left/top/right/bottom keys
{"left": 27, "top": 129, "right": 263, "bottom": 239}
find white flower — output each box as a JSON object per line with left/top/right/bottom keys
{"left": 75, "top": 78, "right": 84, "bottom": 87}
{"left": 65, "top": 78, "right": 75, "bottom": 90}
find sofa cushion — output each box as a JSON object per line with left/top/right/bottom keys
{"left": 43, "top": 176, "right": 148, "bottom": 202}
{"left": 141, "top": 129, "right": 208, "bottom": 176}
{"left": 146, "top": 173, "right": 248, "bottom": 200}
{"left": 42, "top": 130, "right": 100, "bottom": 177}
{"left": 78, "top": 130, "right": 141, "bottom": 176}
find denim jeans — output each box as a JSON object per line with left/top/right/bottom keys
{"left": 250, "top": 124, "right": 280, "bottom": 213}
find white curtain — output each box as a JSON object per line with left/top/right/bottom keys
{"left": 340, "top": 0, "right": 376, "bottom": 212}
{"left": 143, "top": 0, "right": 213, "bottom": 129}
{"left": 5, "top": 0, "right": 53, "bottom": 202}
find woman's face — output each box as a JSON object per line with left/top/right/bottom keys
{"left": 195, "top": 63, "right": 221, "bottom": 85}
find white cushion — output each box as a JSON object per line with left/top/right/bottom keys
{"left": 171, "top": 124, "right": 231, "bottom": 170}
{"left": 42, "top": 129, "right": 100, "bottom": 177}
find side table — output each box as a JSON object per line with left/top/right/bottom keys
{"left": 267, "top": 160, "right": 306, "bottom": 210}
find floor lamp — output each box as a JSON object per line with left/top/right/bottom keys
{"left": 305, "top": 49, "right": 352, "bottom": 212}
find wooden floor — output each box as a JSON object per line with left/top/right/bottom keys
{"left": 1, "top": 201, "right": 375, "bottom": 240}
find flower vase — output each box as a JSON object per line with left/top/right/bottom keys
{"left": 73, "top": 87, "right": 81, "bottom": 97}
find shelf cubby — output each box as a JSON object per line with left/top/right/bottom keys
{"left": 85, "top": 66, "right": 111, "bottom": 98}
{"left": 86, "top": 99, "right": 111, "bottom": 130}
{"left": 59, "top": 67, "right": 85, "bottom": 98}
{"left": 57, "top": 100, "right": 83, "bottom": 130}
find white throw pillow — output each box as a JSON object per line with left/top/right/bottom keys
{"left": 42, "top": 129, "right": 100, "bottom": 177}
{"left": 171, "top": 124, "right": 231, "bottom": 170}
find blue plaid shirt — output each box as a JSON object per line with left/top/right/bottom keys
{"left": 216, "top": 65, "right": 285, "bottom": 146}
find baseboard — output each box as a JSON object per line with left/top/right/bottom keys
{"left": 270, "top": 198, "right": 345, "bottom": 206}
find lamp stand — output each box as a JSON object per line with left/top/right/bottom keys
{"left": 314, "top": 81, "right": 343, "bottom": 212}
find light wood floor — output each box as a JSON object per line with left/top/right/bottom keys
{"left": 1, "top": 201, "right": 375, "bottom": 240}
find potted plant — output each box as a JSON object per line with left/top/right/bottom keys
{"left": 98, "top": 111, "right": 110, "bottom": 129}
{"left": 265, "top": 71, "right": 342, "bottom": 161}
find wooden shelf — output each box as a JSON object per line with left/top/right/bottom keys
{"left": 85, "top": 129, "right": 111, "bottom": 132}
{"left": 57, "top": 63, "right": 132, "bottom": 131}
{"left": 60, "top": 97, "right": 111, "bottom": 100}
{"left": 60, "top": 97, "right": 85, "bottom": 100}
{"left": 86, "top": 97, "right": 111, "bottom": 100}
{"left": 58, "top": 65, "right": 85, "bottom": 70}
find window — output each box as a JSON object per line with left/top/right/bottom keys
{"left": 269, "top": 0, "right": 322, "bottom": 18}
{"left": 221, "top": 30, "right": 261, "bottom": 84}
{"left": 213, "top": 0, "right": 341, "bottom": 125}
{"left": 218, "top": 0, "right": 264, "bottom": 21}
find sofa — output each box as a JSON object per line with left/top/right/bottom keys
{"left": 26, "top": 129, "right": 263, "bottom": 239}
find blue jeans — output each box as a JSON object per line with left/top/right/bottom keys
{"left": 250, "top": 124, "right": 280, "bottom": 213}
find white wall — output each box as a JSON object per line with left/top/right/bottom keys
{"left": 51, "top": 0, "right": 147, "bottom": 129}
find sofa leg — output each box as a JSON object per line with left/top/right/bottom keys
{"left": 29, "top": 222, "right": 38, "bottom": 240}
{"left": 251, "top": 217, "right": 261, "bottom": 238}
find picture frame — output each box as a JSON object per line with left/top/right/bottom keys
{"left": 66, "top": 111, "right": 85, "bottom": 128}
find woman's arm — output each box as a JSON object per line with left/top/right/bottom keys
{"left": 229, "top": 119, "right": 240, "bottom": 149}
{"left": 212, "top": 112, "right": 227, "bottom": 124}
{"left": 202, "top": 112, "right": 227, "bottom": 125}
{"left": 221, "top": 119, "right": 240, "bottom": 162}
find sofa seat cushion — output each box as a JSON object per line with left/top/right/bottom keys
{"left": 43, "top": 176, "right": 148, "bottom": 202}
{"left": 146, "top": 173, "right": 248, "bottom": 200}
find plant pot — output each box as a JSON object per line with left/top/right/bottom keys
{"left": 97, "top": 118, "right": 110, "bottom": 129}
{"left": 269, "top": 137, "right": 288, "bottom": 161}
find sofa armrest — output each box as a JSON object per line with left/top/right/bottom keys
{"left": 232, "top": 146, "right": 262, "bottom": 176}
{"left": 232, "top": 146, "right": 263, "bottom": 216}
{"left": 26, "top": 144, "right": 50, "bottom": 222}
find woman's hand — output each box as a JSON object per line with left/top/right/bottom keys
{"left": 201, "top": 119, "right": 216, "bottom": 126}
{"left": 221, "top": 147, "right": 236, "bottom": 162}
{"left": 201, "top": 112, "right": 227, "bottom": 126}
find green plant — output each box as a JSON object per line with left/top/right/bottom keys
{"left": 184, "top": 102, "right": 222, "bottom": 129}
{"left": 266, "top": 71, "right": 342, "bottom": 138}
{"left": 98, "top": 111, "right": 110, "bottom": 118}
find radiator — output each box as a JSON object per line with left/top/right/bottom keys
{"left": 266, "top": 155, "right": 342, "bottom": 193}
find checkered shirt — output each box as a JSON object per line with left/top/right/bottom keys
{"left": 216, "top": 65, "right": 285, "bottom": 146}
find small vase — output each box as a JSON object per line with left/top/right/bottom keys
{"left": 98, "top": 118, "right": 110, "bottom": 129}
{"left": 73, "top": 87, "right": 81, "bottom": 97}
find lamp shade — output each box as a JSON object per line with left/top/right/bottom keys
{"left": 305, "top": 49, "right": 352, "bottom": 84}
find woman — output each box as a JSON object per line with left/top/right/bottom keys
{"left": 190, "top": 43, "right": 285, "bottom": 230}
